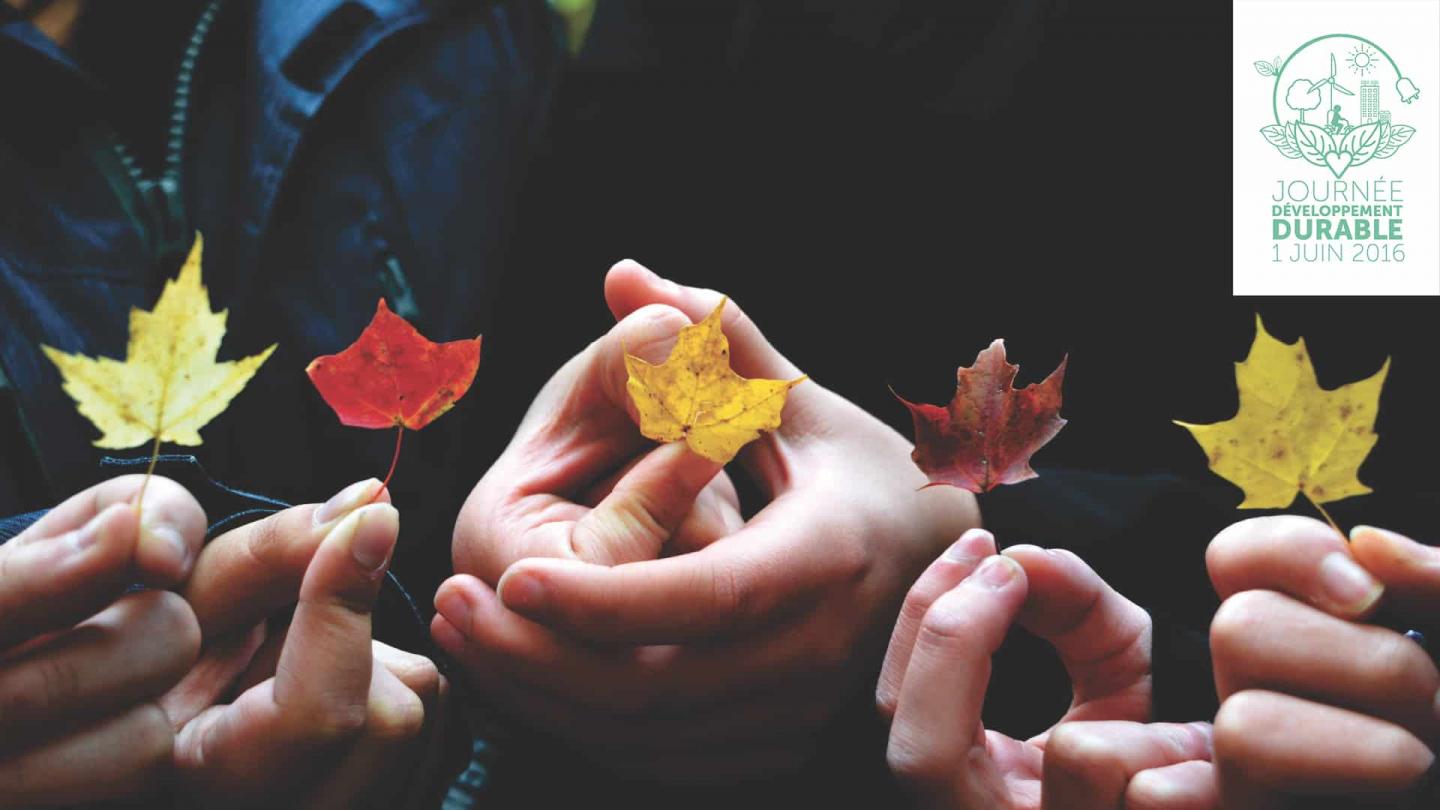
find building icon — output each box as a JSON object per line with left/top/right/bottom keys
{"left": 1360, "top": 80, "right": 1381, "bottom": 124}
{"left": 1379, "top": 110, "right": 1392, "bottom": 125}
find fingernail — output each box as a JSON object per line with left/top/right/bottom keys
{"left": 1319, "top": 552, "right": 1383, "bottom": 612}
{"left": 499, "top": 570, "right": 546, "bottom": 613}
{"left": 315, "top": 479, "right": 381, "bottom": 526}
{"left": 974, "top": 555, "right": 1020, "bottom": 588}
{"left": 344, "top": 504, "right": 397, "bottom": 574}
{"left": 140, "top": 519, "right": 191, "bottom": 574}
{"left": 434, "top": 588, "right": 471, "bottom": 631}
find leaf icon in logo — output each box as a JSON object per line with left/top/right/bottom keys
{"left": 1259, "top": 119, "right": 1415, "bottom": 172}
{"left": 1254, "top": 60, "right": 1276, "bottom": 77}
{"left": 1261, "top": 125, "right": 1302, "bottom": 158}
{"left": 1291, "top": 123, "right": 1337, "bottom": 168}
{"left": 1339, "top": 123, "right": 1385, "bottom": 167}
{"left": 1374, "top": 125, "right": 1415, "bottom": 159}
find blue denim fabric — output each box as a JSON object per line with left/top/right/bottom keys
{"left": 1, "top": 4, "right": 561, "bottom": 803}
{"left": 0, "top": 0, "right": 563, "bottom": 546}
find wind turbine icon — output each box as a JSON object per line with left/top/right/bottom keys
{"left": 1313, "top": 53, "right": 1355, "bottom": 112}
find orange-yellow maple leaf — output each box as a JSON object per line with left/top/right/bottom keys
{"left": 625, "top": 299, "right": 806, "bottom": 463}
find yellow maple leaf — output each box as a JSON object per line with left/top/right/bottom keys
{"left": 42, "top": 235, "right": 276, "bottom": 452}
{"left": 1175, "top": 315, "right": 1388, "bottom": 511}
{"left": 625, "top": 298, "right": 806, "bottom": 463}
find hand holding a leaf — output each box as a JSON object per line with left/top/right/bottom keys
{"left": 1178, "top": 318, "right": 1437, "bottom": 806}
{"left": 32, "top": 236, "right": 451, "bottom": 806}
{"left": 1206, "top": 517, "right": 1439, "bottom": 808}
{"left": 435, "top": 262, "right": 980, "bottom": 778}
{"left": 158, "top": 481, "right": 452, "bottom": 809}
{"left": 0, "top": 475, "right": 206, "bottom": 806}
{"left": 878, "top": 529, "right": 1217, "bottom": 810}
{"left": 0, "top": 475, "right": 449, "bottom": 807}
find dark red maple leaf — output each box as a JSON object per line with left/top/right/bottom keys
{"left": 307, "top": 299, "right": 481, "bottom": 492}
{"left": 895, "top": 340, "right": 1066, "bottom": 493}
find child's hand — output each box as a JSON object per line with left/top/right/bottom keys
{"left": 879, "top": 529, "right": 1217, "bottom": 809}
{"left": 1207, "top": 517, "right": 1437, "bottom": 808}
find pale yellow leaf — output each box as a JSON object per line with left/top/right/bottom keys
{"left": 42, "top": 235, "right": 275, "bottom": 449}
{"left": 1176, "top": 316, "right": 1387, "bottom": 509}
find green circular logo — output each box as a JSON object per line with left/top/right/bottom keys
{"left": 1255, "top": 34, "right": 1420, "bottom": 178}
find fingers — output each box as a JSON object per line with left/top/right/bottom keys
{"left": 0, "top": 702, "right": 173, "bottom": 807}
{"left": 434, "top": 574, "right": 846, "bottom": 713}
{"left": 492, "top": 506, "right": 852, "bottom": 644}
{"left": 1206, "top": 516, "right": 1383, "bottom": 618}
{"left": 1003, "top": 545, "right": 1152, "bottom": 717}
{"left": 0, "top": 591, "right": 199, "bottom": 748}
{"left": 434, "top": 574, "right": 698, "bottom": 709}
{"left": 432, "top": 602, "right": 840, "bottom": 777}
{"left": 1209, "top": 589, "right": 1440, "bottom": 740}
{"left": 449, "top": 305, "right": 704, "bottom": 580}
{"left": 0, "top": 476, "right": 202, "bottom": 650}
{"left": 184, "top": 478, "right": 386, "bottom": 638}
{"left": 172, "top": 504, "right": 401, "bottom": 802}
{"left": 886, "top": 555, "right": 1027, "bottom": 807}
{"left": 1214, "top": 690, "right": 1434, "bottom": 804}
{"left": 603, "top": 260, "right": 804, "bottom": 382}
{"left": 273, "top": 503, "right": 397, "bottom": 730}
{"left": 500, "top": 301, "right": 693, "bottom": 451}
{"left": 371, "top": 642, "right": 443, "bottom": 710}
{"left": 877, "top": 528, "right": 997, "bottom": 719}
{"left": 665, "top": 473, "right": 746, "bottom": 555}
{"left": 569, "top": 442, "right": 724, "bottom": 565}
{"left": 1039, "top": 721, "right": 1215, "bottom": 810}
{"left": 594, "top": 303, "right": 700, "bottom": 421}
{"left": 1126, "top": 760, "right": 1220, "bottom": 810}
{"left": 14, "top": 474, "right": 206, "bottom": 587}
{"left": 158, "top": 623, "right": 268, "bottom": 731}
{"left": 300, "top": 663, "right": 426, "bottom": 810}
{"left": 0, "top": 503, "right": 139, "bottom": 650}
{"left": 1350, "top": 525, "right": 1440, "bottom": 614}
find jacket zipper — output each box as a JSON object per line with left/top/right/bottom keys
{"left": 103, "top": 0, "right": 222, "bottom": 266}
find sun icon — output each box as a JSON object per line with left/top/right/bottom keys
{"left": 1347, "top": 43, "right": 1377, "bottom": 75}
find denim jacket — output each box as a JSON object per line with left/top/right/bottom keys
{"left": 1, "top": 2, "right": 561, "bottom": 804}
{"left": 0, "top": 0, "right": 561, "bottom": 535}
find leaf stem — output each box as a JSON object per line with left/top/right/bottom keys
{"left": 1303, "top": 491, "right": 1345, "bottom": 540}
{"left": 136, "top": 434, "right": 162, "bottom": 517}
{"left": 374, "top": 425, "right": 404, "bottom": 503}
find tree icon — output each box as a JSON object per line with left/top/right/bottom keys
{"left": 1286, "top": 78, "right": 1323, "bottom": 122}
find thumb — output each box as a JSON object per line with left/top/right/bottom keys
{"left": 525, "top": 302, "right": 693, "bottom": 435}
{"left": 1003, "top": 545, "right": 1153, "bottom": 717}
{"left": 273, "top": 503, "right": 397, "bottom": 720}
{"left": 603, "top": 260, "right": 804, "bottom": 382}
{"left": 568, "top": 442, "right": 723, "bottom": 565}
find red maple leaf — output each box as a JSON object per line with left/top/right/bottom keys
{"left": 307, "top": 299, "right": 481, "bottom": 492}
{"left": 896, "top": 340, "right": 1066, "bottom": 493}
